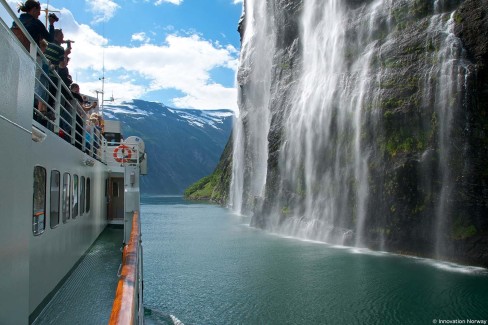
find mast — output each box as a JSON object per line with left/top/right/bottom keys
{"left": 42, "top": 0, "right": 59, "bottom": 28}
{"left": 100, "top": 48, "right": 105, "bottom": 111}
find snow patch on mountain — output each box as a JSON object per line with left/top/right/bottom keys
{"left": 104, "top": 100, "right": 234, "bottom": 131}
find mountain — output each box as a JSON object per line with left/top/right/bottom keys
{"left": 102, "top": 99, "right": 233, "bottom": 195}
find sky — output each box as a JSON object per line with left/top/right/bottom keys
{"left": 5, "top": 0, "right": 243, "bottom": 112}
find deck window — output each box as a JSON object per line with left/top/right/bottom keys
{"left": 104, "top": 132, "right": 122, "bottom": 146}
{"left": 86, "top": 177, "right": 91, "bottom": 212}
{"left": 62, "top": 173, "right": 71, "bottom": 223}
{"left": 72, "top": 175, "right": 79, "bottom": 218}
{"left": 80, "top": 176, "right": 85, "bottom": 215}
{"left": 50, "top": 170, "right": 60, "bottom": 228}
{"left": 33, "top": 166, "right": 46, "bottom": 235}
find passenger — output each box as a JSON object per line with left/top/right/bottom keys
{"left": 45, "top": 29, "right": 70, "bottom": 66}
{"left": 82, "top": 96, "right": 98, "bottom": 116}
{"left": 90, "top": 113, "right": 102, "bottom": 158}
{"left": 70, "top": 83, "right": 97, "bottom": 113}
{"left": 45, "top": 29, "right": 72, "bottom": 139}
{"left": 85, "top": 114, "right": 100, "bottom": 156}
{"left": 70, "top": 83, "right": 84, "bottom": 105}
{"left": 90, "top": 113, "right": 102, "bottom": 133}
{"left": 11, "top": 0, "right": 56, "bottom": 48}
{"left": 34, "top": 39, "right": 52, "bottom": 127}
{"left": 58, "top": 56, "right": 72, "bottom": 115}
{"left": 97, "top": 113, "right": 105, "bottom": 134}
{"left": 37, "top": 39, "right": 50, "bottom": 105}
{"left": 57, "top": 55, "right": 76, "bottom": 143}
{"left": 58, "top": 56, "right": 72, "bottom": 88}
{"left": 90, "top": 113, "right": 104, "bottom": 158}
{"left": 70, "top": 83, "right": 86, "bottom": 150}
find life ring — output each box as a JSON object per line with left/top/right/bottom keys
{"left": 113, "top": 145, "right": 132, "bottom": 163}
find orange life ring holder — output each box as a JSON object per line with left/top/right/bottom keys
{"left": 113, "top": 145, "right": 132, "bottom": 163}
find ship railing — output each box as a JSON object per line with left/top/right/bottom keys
{"left": 0, "top": 0, "right": 106, "bottom": 163}
{"left": 109, "top": 211, "right": 143, "bottom": 325}
{"left": 32, "top": 56, "right": 106, "bottom": 162}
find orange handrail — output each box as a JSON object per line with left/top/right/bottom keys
{"left": 109, "top": 211, "right": 140, "bottom": 325}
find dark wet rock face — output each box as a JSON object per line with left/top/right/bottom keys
{"left": 212, "top": 0, "right": 488, "bottom": 267}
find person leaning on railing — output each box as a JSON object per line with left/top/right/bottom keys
{"left": 11, "top": 0, "right": 57, "bottom": 49}
{"left": 45, "top": 29, "right": 73, "bottom": 140}
{"left": 91, "top": 113, "right": 102, "bottom": 158}
{"left": 70, "top": 83, "right": 88, "bottom": 150}
{"left": 11, "top": 0, "right": 57, "bottom": 130}
{"left": 85, "top": 113, "right": 102, "bottom": 157}
{"left": 33, "top": 39, "right": 52, "bottom": 127}
{"left": 58, "top": 56, "right": 74, "bottom": 140}
{"left": 44, "top": 29, "right": 70, "bottom": 66}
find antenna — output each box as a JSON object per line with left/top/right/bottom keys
{"left": 98, "top": 44, "right": 106, "bottom": 111}
{"left": 99, "top": 23, "right": 106, "bottom": 111}
{"left": 43, "top": 0, "right": 60, "bottom": 28}
{"left": 98, "top": 24, "right": 116, "bottom": 107}
{"left": 94, "top": 89, "right": 104, "bottom": 103}
{"left": 104, "top": 91, "right": 115, "bottom": 102}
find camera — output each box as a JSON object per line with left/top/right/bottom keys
{"left": 48, "top": 13, "right": 59, "bottom": 22}
{"left": 63, "top": 39, "right": 75, "bottom": 48}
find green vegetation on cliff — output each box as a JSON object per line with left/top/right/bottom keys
{"left": 184, "top": 171, "right": 222, "bottom": 201}
{"left": 184, "top": 134, "right": 234, "bottom": 203}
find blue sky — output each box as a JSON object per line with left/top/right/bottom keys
{"left": 6, "top": 0, "right": 243, "bottom": 111}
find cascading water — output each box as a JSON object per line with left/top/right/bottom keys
{"left": 275, "top": 0, "right": 367, "bottom": 245}
{"left": 230, "top": 0, "right": 275, "bottom": 215}
{"left": 232, "top": 0, "right": 474, "bottom": 260}
{"left": 425, "top": 10, "right": 470, "bottom": 259}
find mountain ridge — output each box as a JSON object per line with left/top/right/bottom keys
{"left": 102, "top": 99, "right": 233, "bottom": 195}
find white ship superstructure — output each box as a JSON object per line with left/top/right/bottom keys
{"left": 0, "top": 1, "right": 146, "bottom": 323}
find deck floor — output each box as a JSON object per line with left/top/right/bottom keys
{"left": 32, "top": 227, "right": 123, "bottom": 325}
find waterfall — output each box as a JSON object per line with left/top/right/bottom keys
{"left": 232, "top": 0, "right": 472, "bottom": 257}
{"left": 277, "top": 0, "right": 354, "bottom": 244}
{"left": 230, "top": 0, "right": 276, "bottom": 215}
{"left": 272, "top": 0, "right": 388, "bottom": 246}
{"left": 425, "top": 11, "right": 469, "bottom": 259}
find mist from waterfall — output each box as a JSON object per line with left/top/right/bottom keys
{"left": 231, "top": 0, "right": 470, "bottom": 256}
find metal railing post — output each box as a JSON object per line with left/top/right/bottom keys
{"left": 54, "top": 78, "right": 62, "bottom": 134}
{"left": 70, "top": 102, "right": 77, "bottom": 146}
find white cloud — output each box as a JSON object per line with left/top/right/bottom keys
{"left": 233, "top": 0, "right": 243, "bottom": 4}
{"left": 131, "top": 32, "right": 151, "bottom": 43}
{"left": 56, "top": 7, "right": 238, "bottom": 111}
{"left": 85, "top": 0, "right": 120, "bottom": 24}
{"left": 154, "top": 0, "right": 183, "bottom": 6}
{"left": 172, "top": 83, "right": 237, "bottom": 110}
{"left": 82, "top": 80, "right": 147, "bottom": 102}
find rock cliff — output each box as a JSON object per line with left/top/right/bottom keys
{"left": 212, "top": 0, "right": 488, "bottom": 266}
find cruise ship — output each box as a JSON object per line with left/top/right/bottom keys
{"left": 0, "top": 1, "right": 146, "bottom": 323}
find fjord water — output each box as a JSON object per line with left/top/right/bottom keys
{"left": 142, "top": 197, "right": 488, "bottom": 325}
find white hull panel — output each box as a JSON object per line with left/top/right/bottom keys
{"left": 29, "top": 129, "right": 109, "bottom": 315}
{"left": 1, "top": 12, "right": 109, "bottom": 322}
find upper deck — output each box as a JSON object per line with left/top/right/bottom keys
{"left": 0, "top": 0, "right": 147, "bottom": 172}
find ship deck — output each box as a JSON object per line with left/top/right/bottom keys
{"left": 32, "top": 226, "right": 123, "bottom": 325}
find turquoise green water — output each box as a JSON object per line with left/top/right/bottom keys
{"left": 142, "top": 196, "right": 488, "bottom": 325}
